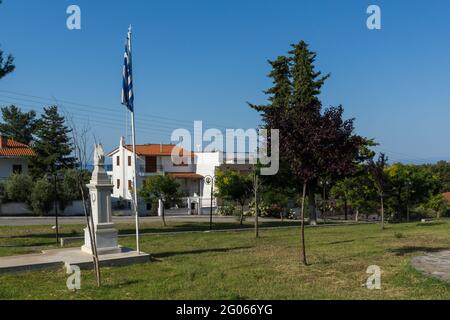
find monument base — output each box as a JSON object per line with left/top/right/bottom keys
{"left": 82, "top": 223, "right": 121, "bottom": 255}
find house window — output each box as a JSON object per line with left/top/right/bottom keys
{"left": 145, "top": 156, "right": 157, "bottom": 173}
{"left": 128, "top": 180, "right": 132, "bottom": 190}
{"left": 117, "top": 179, "right": 120, "bottom": 189}
{"left": 116, "top": 156, "right": 120, "bottom": 166}
{"left": 12, "top": 165, "right": 22, "bottom": 174}
{"left": 128, "top": 156, "right": 132, "bottom": 167}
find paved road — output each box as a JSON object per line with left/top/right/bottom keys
{"left": 0, "top": 215, "right": 276, "bottom": 226}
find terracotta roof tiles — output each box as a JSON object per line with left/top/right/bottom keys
{"left": 0, "top": 138, "right": 34, "bottom": 157}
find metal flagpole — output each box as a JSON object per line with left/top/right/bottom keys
{"left": 128, "top": 25, "right": 140, "bottom": 254}
{"left": 131, "top": 110, "right": 140, "bottom": 254}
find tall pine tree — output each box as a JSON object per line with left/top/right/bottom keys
{"left": 288, "top": 41, "right": 330, "bottom": 225}
{"left": 32, "top": 106, "right": 75, "bottom": 177}
{"left": 250, "top": 40, "right": 367, "bottom": 264}
{"left": 0, "top": 105, "right": 37, "bottom": 145}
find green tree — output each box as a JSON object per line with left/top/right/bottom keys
{"left": 424, "top": 161, "right": 450, "bottom": 192}
{"left": 30, "top": 178, "right": 54, "bottom": 215}
{"left": 138, "top": 175, "right": 181, "bottom": 227}
{"left": 58, "top": 169, "right": 89, "bottom": 211}
{"left": 0, "top": 105, "right": 37, "bottom": 145}
{"left": 249, "top": 57, "right": 297, "bottom": 199}
{"left": 331, "top": 170, "right": 378, "bottom": 221}
{"left": 4, "top": 174, "right": 33, "bottom": 204}
{"left": 31, "top": 106, "right": 75, "bottom": 177}
{"left": 250, "top": 40, "right": 367, "bottom": 265}
{"left": 385, "top": 163, "right": 441, "bottom": 222}
{"left": 215, "top": 170, "right": 253, "bottom": 225}
{"left": 425, "top": 194, "right": 449, "bottom": 219}
{"left": 368, "top": 153, "right": 388, "bottom": 230}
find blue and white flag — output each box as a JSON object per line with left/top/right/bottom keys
{"left": 121, "top": 27, "right": 134, "bottom": 111}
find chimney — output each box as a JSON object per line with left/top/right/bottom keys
{"left": 0, "top": 135, "right": 7, "bottom": 149}
{"left": 160, "top": 143, "right": 163, "bottom": 153}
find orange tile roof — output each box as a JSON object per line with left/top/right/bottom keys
{"left": 442, "top": 192, "right": 450, "bottom": 204}
{"left": 123, "top": 144, "right": 193, "bottom": 157}
{"left": 166, "top": 172, "right": 203, "bottom": 179}
{"left": 0, "top": 138, "right": 34, "bottom": 157}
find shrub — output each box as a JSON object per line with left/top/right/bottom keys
{"left": 58, "top": 169, "right": 87, "bottom": 211}
{"left": 0, "top": 181, "right": 5, "bottom": 203}
{"left": 4, "top": 174, "right": 33, "bottom": 204}
{"left": 30, "top": 178, "right": 54, "bottom": 216}
{"left": 217, "top": 203, "right": 237, "bottom": 216}
{"left": 425, "top": 194, "right": 450, "bottom": 219}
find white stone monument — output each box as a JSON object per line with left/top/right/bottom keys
{"left": 82, "top": 144, "right": 121, "bottom": 255}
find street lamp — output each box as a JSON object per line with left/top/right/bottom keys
{"left": 204, "top": 175, "right": 216, "bottom": 231}
{"left": 48, "top": 171, "right": 63, "bottom": 246}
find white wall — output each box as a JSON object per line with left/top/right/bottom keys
{"left": 0, "top": 158, "right": 30, "bottom": 180}
{"left": 195, "top": 152, "right": 222, "bottom": 201}
{"left": 110, "top": 146, "right": 137, "bottom": 201}
{"left": 0, "top": 201, "right": 85, "bottom": 216}
{"left": 108, "top": 139, "right": 224, "bottom": 211}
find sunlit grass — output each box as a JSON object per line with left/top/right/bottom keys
{"left": 1, "top": 221, "right": 450, "bottom": 299}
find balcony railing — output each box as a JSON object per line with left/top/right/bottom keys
{"left": 138, "top": 165, "right": 164, "bottom": 176}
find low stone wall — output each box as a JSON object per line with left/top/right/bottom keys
{"left": 0, "top": 201, "right": 85, "bottom": 217}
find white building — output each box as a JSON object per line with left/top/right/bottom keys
{"left": 107, "top": 137, "right": 254, "bottom": 215}
{"left": 0, "top": 136, "right": 33, "bottom": 180}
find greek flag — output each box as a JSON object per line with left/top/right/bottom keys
{"left": 121, "top": 27, "right": 134, "bottom": 111}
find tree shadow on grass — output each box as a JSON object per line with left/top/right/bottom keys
{"left": 3, "top": 232, "right": 80, "bottom": 240}
{"left": 151, "top": 246, "right": 253, "bottom": 260}
{"left": 0, "top": 243, "right": 54, "bottom": 248}
{"left": 100, "top": 280, "right": 141, "bottom": 289}
{"left": 326, "top": 239, "right": 355, "bottom": 245}
{"left": 416, "top": 222, "right": 446, "bottom": 227}
{"left": 388, "top": 246, "right": 449, "bottom": 256}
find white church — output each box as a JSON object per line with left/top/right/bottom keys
{"left": 107, "top": 137, "right": 254, "bottom": 215}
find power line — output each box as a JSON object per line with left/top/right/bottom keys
{"left": 0, "top": 99, "right": 179, "bottom": 138}
{"left": 0, "top": 89, "right": 236, "bottom": 130}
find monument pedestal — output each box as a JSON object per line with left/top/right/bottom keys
{"left": 0, "top": 143, "right": 150, "bottom": 275}
{"left": 82, "top": 144, "right": 124, "bottom": 256}
{"left": 82, "top": 223, "right": 121, "bottom": 255}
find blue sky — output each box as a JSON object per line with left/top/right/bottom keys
{"left": 1, "top": 0, "right": 450, "bottom": 163}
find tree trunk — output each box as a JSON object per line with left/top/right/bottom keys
{"left": 78, "top": 178, "right": 101, "bottom": 287}
{"left": 344, "top": 200, "right": 348, "bottom": 221}
{"left": 380, "top": 195, "right": 385, "bottom": 230}
{"left": 254, "top": 175, "right": 259, "bottom": 238}
{"left": 355, "top": 208, "right": 359, "bottom": 222}
{"left": 300, "top": 182, "right": 308, "bottom": 265}
{"left": 407, "top": 204, "right": 410, "bottom": 223}
{"left": 240, "top": 204, "right": 244, "bottom": 225}
{"left": 161, "top": 200, "right": 167, "bottom": 227}
{"left": 308, "top": 185, "right": 317, "bottom": 226}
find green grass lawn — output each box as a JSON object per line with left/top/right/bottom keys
{"left": 1, "top": 220, "right": 450, "bottom": 299}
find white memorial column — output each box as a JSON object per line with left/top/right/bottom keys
{"left": 82, "top": 144, "right": 121, "bottom": 255}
